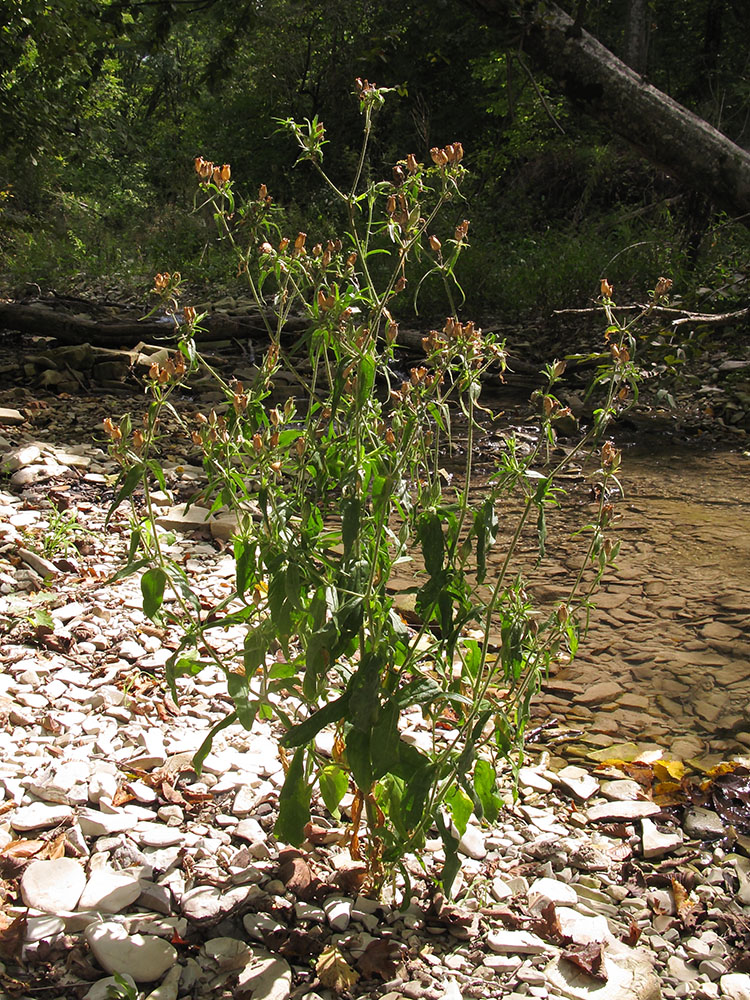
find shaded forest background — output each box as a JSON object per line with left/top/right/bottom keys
{"left": 1, "top": 0, "right": 749, "bottom": 321}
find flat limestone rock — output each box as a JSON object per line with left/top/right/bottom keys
{"left": 78, "top": 868, "right": 143, "bottom": 913}
{"left": 0, "top": 407, "right": 25, "bottom": 425}
{"left": 85, "top": 920, "right": 177, "bottom": 983}
{"left": 21, "top": 858, "right": 86, "bottom": 913}
{"left": 545, "top": 941, "right": 661, "bottom": 1000}
{"left": 587, "top": 800, "right": 659, "bottom": 823}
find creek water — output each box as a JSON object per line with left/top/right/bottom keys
{"left": 534, "top": 444, "right": 750, "bottom": 762}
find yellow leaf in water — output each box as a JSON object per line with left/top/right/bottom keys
{"left": 653, "top": 760, "right": 687, "bottom": 782}
{"left": 317, "top": 946, "right": 359, "bottom": 993}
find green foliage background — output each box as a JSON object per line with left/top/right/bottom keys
{"left": 1, "top": 0, "right": 748, "bottom": 317}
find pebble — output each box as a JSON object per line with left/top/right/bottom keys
{"left": 78, "top": 869, "right": 143, "bottom": 913}
{"left": 684, "top": 807, "right": 726, "bottom": 839}
{"left": 720, "top": 973, "right": 750, "bottom": 1000}
{"left": 21, "top": 858, "right": 86, "bottom": 913}
{"left": 487, "top": 930, "right": 547, "bottom": 955}
{"left": 85, "top": 920, "right": 178, "bottom": 982}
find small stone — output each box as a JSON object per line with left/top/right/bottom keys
{"left": 78, "top": 868, "right": 142, "bottom": 913}
{"left": 21, "top": 858, "right": 86, "bottom": 913}
{"left": 236, "top": 951, "right": 292, "bottom": 1000}
{"left": 134, "top": 823, "right": 184, "bottom": 848}
{"left": 527, "top": 877, "right": 578, "bottom": 912}
{"left": 684, "top": 807, "right": 725, "bottom": 839}
{"left": 518, "top": 767, "right": 553, "bottom": 793}
{"left": 78, "top": 808, "right": 140, "bottom": 836}
{"left": 17, "top": 547, "right": 60, "bottom": 579}
{"left": 586, "top": 800, "right": 659, "bottom": 823}
{"left": 324, "top": 895, "right": 353, "bottom": 931}
{"left": 0, "top": 407, "right": 25, "bottom": 425}
{"left": 641, "top": 818, "right": 683, "bottom": 859}
{"left": 85, "top": 920, "right": 177, "bottom": 983}
{"left": 457, "top": 824, "right": 486, "bottom": 860}
{"left": 487, "top": 930, "right": 547, "bottom": 955}
{"left": 720, "top": 973, "right": 750, "bottom": 1000}
{"left": 84, "top": 975, "right": 139, "bottom": 1000}
{"left": 668, "top": 955, "right": 699, "bottom": 982}
{"left": 144, "top": 965, "right": 181, "bottom": 1000}
{"left": 555, "top": 765, "right": 600, "bottom": 801}
{"left": 11, "top": 802, "right": 74, "bottom": 830}
{"left": 577, "top": 681, "right": 622, "bottom": 705}
{"left": 601, "top": 779, "right": 647, "bottom": 802}
{"left": 181, "top": 884, "right": 252, "bottom": 923}
{"left": 243, "top": 912, "right": 286, "bottom": 940}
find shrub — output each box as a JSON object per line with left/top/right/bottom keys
{"left": 106, "top": 82, "right": 646, "bottom": 896}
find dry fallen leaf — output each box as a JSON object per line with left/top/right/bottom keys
{"left": 316, "top": 945, "right": 359, "bottom": 992}
{"left": 0, "top": 913, "right": 27, "bottom": 961}
{"left": 356, "top": 938, "right": 406, "bottom": 980}
{"left": 562, "top": 941, "right": 607, "bottom": 981}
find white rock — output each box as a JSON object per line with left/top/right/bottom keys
{"left": 555, "top": 906, "right": 611, "bottom": 945}
{"left": 243, "top": 912, "right": 286, "bottom": 940}
{"left": 84, "top": 975, "right": 138, "bottom": 1000}
{"left": 487, "top": 929, "right": 547, "bottom": 954}
{"left": 324, "top": 895, "right": 353, "bottom": 931}
{"left": 78, "top": 807, "right": 140, "bottom": 836}
{"left": 518, "top": 766, "right": 553, "bottom": 793}
{"left": 555, "top": 765, "right": 600, "bottom": 801}
{"left": 11, "top": 802, "right": 74, "bottom": 830}
{"left": 85, "top": 920, "right": 177, "bottom": 983}
{"left": 134, "top": 823, "right": 184, "bottom": 848}
{"left": 88, "top": 771, "right": 119, "bottom": 804}
{"left": 587, "top": 800, "right": 659, "bottom": 823}
{"left": 720, "top": 973, "right": 750, "bottom": 1000}
{"left": 24, "top": 915, "right": 65, "bottom": 943}
{"left": 21, "top": 858, "right": 86, "bottom": 913}
{"left": 545, "top": 939, "right": 660, "bottom": 1000}
{"left": 457, "top": 824, "right": 486, "bottom": 860}
{"left": 528, "top": 877, "right": 578, "bottom": 912}
{"left": 641, "top": 818, "right": 683, "bottom": 859}
{"left": 236, "top": 950, "right": 292, "bottom": 1000}
{"left": 78, "top": 868, "right": 142, "bottom": 913}
{"left": 180, "top": 884, "right": 251, "bottom": 922}
{"left": 144, "top": 965, "right": 182, "bottom": 1000}
{"left": 18, "top": 547, "right": 60, "bottom": 579}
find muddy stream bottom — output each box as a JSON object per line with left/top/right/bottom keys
{"left": 524, "top": 445, "right": 750, "bottom": 763}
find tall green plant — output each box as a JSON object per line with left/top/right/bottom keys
{"left": 105, "top": 82, "right": 641, "bottom": 895}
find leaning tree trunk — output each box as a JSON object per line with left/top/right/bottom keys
{"left": 462, "top": 0, "right": 750, "bottom": 223}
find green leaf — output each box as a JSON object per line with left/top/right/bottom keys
{"left": 341, "top": 495, "right": 360, "bottom": 557}
{"left": 473, "top": 758, "right": 502, "bottom": 824}
{"left": 436, "top": 810, "right": 460, "bottom": 898}
{"left": 444, "top": 783, "right": 473, "bottom": 837}
{"left": 395, "top": 676, "right": 442, "bottom": 708}
{"left": 349, "top": 650, "right": 383, "bottom": 732}
{"left": 319, "top": 765, "right": 348, "bottom": 817}
{"left": 141, "top": 567, "right": 167, "bottom": 619}
{"left": 282, "top": 692, "right": 351, "bottom": 748}
{"left": 235, "top": 537, "right": 252, "bottom": 598}
{"left": 105, "top": 464, "right": 144, "bottom": 526}
{"left": 227, "top": 671, "right": 257, "bottom": 730}
{"left": 418, "top": 511, "right": 444, "bottom": 578}
{"left": 370, "top": 698, "right": 400, "bottom": 779}
{"left": 193, "top": 711, "right": 238, "bottom": 775}
{"left": 345, "top": 727, "right": 372, "bottom": 791}
{"left": 275, "top": 746, "right": 311, "bottom": 846}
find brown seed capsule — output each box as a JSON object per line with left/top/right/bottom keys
{"left": 294, "top": 232, "right": 307, "bottom": 251}
{"left": 386, "top": 194, "right": 397, "bottom": 215}
{"left": 429, "top": 235, "right": 441, "bottom": 252}
{"left": 385, "top": 427, "right": 395, "bottom": 445}
{"left": 252, "top": 434, "right": 263, "bottom": 453}
{"left": 394, "top": 276, "right": 407, "bottom": 293}
{"left": 258, "top": 183, "right": 268, "bottom": 201}
{"left": 600, "top": 278, "right": 613, "bottom": 298}
{"left": 393, "top": 164, "right": 405, "bottom": 186}
{"left": 407, "top": 153, "right": 419, "bottom": 174}
{"left": 278, "top": 237, "right": 289, "bottom": 252}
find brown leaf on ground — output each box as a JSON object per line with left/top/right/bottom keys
{"left": 316, "top": 945, "right": 359, "bottom": 992}
{"left": 279, "top": 850, "right": 312, "bottom": 895}
{"left": 160, "top": 780, "right": 187, "bottom": 806}
{"left": 531, "top": 901, "right": 565, "bottom": 943}
{"left": 334, "top": 861, "right": 368, "bottom": 896}
{"left": 0, "top": 913, "right": 27, "bottom": 961}
{"left": 262, "top": 927, "right": 325, "bottom": 961}
{"left": 672, "top": 877, "right": 702, "bottom": 929}
{"left": 39, "top": 833, "right": 67, "bottom": 860}
{"left": 620, "top": 918, "right": 642, "bottom": 946}
{"left": 0, "top": 839, "right": 46, "bottom": 859}
{"left": 562, "top": 941, "right": 607, "bottom": 981}
{"left": 356, "top": 938, "right": 407, "bottom": 980}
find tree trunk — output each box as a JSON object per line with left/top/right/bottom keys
{"left": 462, "top": 0, "right": 750, "bottom": 223}
{"left": 623, "top": 0, "right": 649, "bottom": 75}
